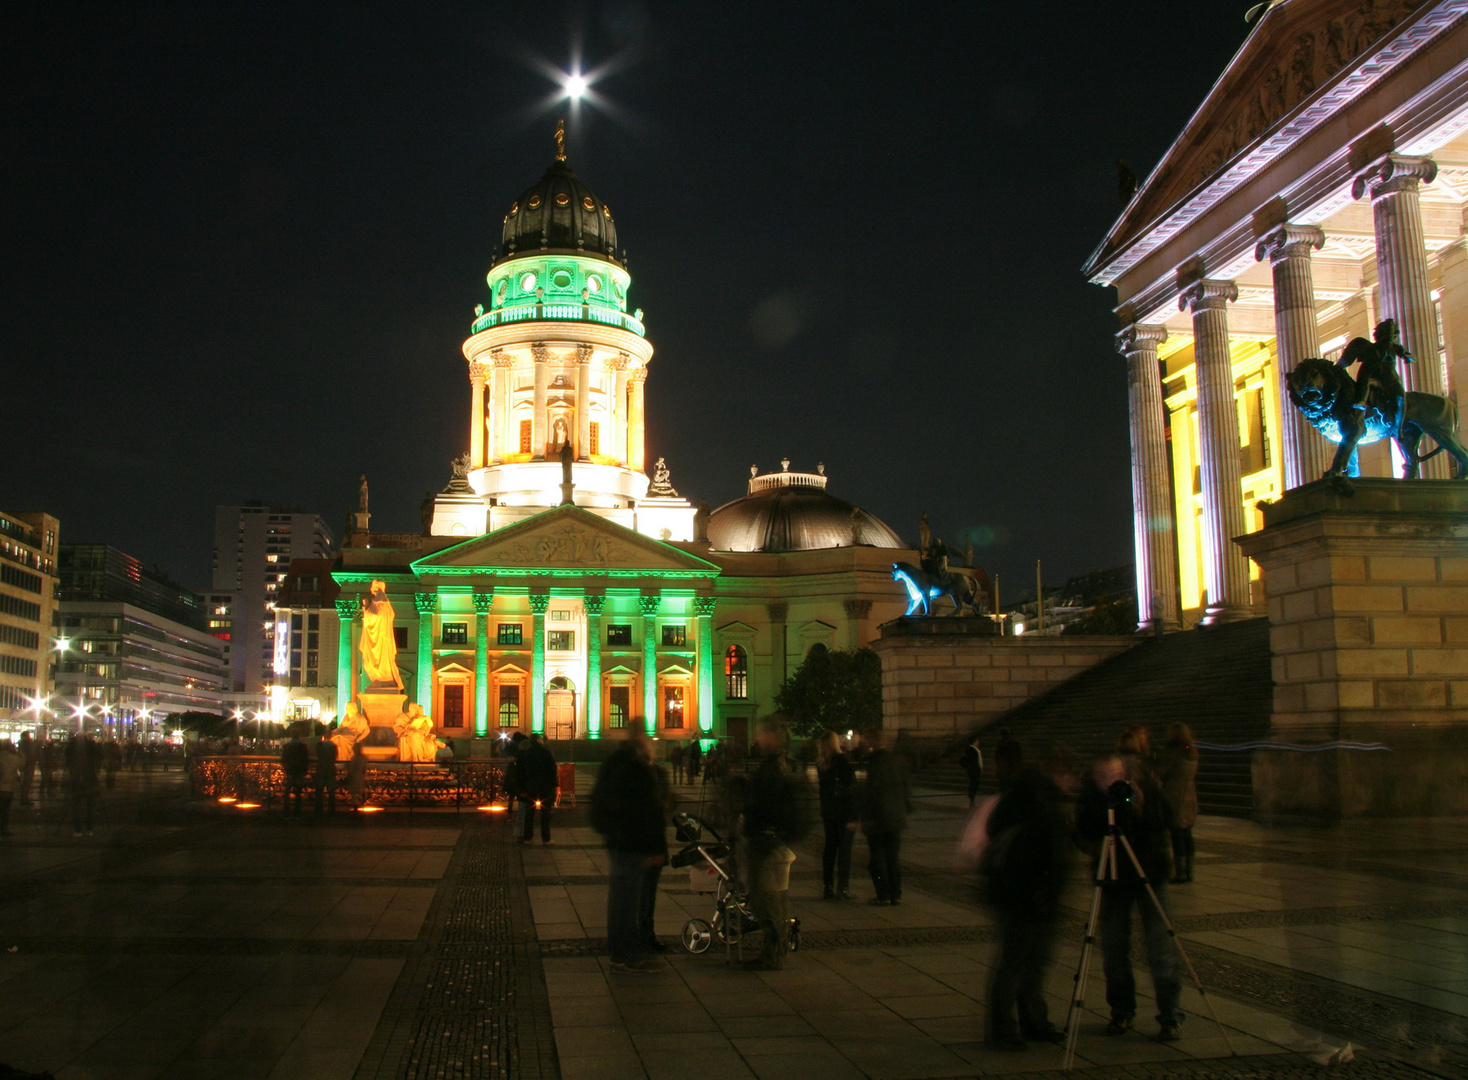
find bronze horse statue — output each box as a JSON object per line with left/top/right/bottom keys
{"left": 891, "top": 561, "right": 983, "bottom": 617}
{"left": 1286, "top": 357, "right": 1467, "bottom": 479}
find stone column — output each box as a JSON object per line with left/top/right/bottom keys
{"left": 1181, "top": 278, "right": 1253, "bottom": 622}
{"left": 473, "top": 591, "right": 493, "bottom": 736}
{"left": 489, "top": 350, "right": 506, "bottom": 462}
{"left": 1440, "top": 226, "right": 1468, "bottom": 401}
{"left": 843, "top": 598, "right": 872, "bottom": 649}
{"left": 767, "top": 601, "right": 789, "bottom": 690}
{"left": 529, "top": 593, "right": 549, "bottom": 734}
{"left": 334, "top": 597, "right": 356, "bottom": 718}
{"left": 532, "top": 344, "right": 549, "bottom": 459}
{"left": 1117, "top": 323, "right": 1181, "bottom": 633}
{"left": 613, "top": 355, "right": 630, "bottom": 464}
{"left": 1255, "top": 224, "right": 1330, "bottom": 486}
{"left": 628, "top": 367, "right": 647, "bottom": 473}
{"left": 575, "top": 344, "right": 593, "bottom": 460}
{"left": 583, "top": 594, "right": 604, "bottom": 738}
{"left": 694, "top": 596, "right": 716, "bottom": 734}
{"left": 1354, "top": 153, "right": 1449, "bottom": 477}
{"left": 639, "top": 593, "right": 660, "bottom": 736}
{"left": 413, "top": 591, "right": 437, "bottom": 708}
{"left": 468, "top": 362, "right": 488, "bottom": 469}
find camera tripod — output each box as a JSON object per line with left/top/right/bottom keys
{"left": 1062, "top": 804, "right": 1235, "bottom": 1071}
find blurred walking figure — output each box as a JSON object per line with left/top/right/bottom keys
{"left": 995, "top": 728, "right": 1023, "bottom": 793}
{"left": 1116, "top": 724, "right": 1155, "bottom": 782}
{"left": 961, "top": 733, "right": 984, "bottom": 807}
{"left": 103, "top": 739, "right": 122, "bottom": 789}
{"left": 0, "top": 737, "right": 21, "bottom": 836}
{"left": 1158, "top": 723, "right": 1199, "bottom": 884}
{"left": 860, "top": 728, "right": 910, "bottom": 906}
{"left": 18, "top": 731, "right": 36, "bottom": 807}
{"left": 280, "top": 730, "right": 310, "bottom": 815}
{"left": 743, "top": 717, "right": 806, "bottom": 968}
{"left": 591, "top": 729, "right": 669, "bottom": 973}
{"left": 687, "top": 738, "right": 703, "bottom": 782}
{"left": 66, "top": 733, "right": 101, "bottom": 837}
{"left": 517, "top": 733, "right": 558, "bottom": 844}
{"left": 1076, "top": 753, "right": 1182, "bottom": 1041}
{"left": 40, "top": 740, "right": 59, "bottom": 798}
{"left": 315, "top": 726, "right": 339, "bottom": 813}
{"left": 815, "top": 731, "right": 857, "bottom": 900}
{"left": 982, "top": 745, "right": 1077, "bottom": 1049}
{"left": 670, "top": 741, "right": 685, "bottom": 785}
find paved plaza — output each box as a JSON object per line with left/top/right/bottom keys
{"left": 0, "top": 767, "right": 1464, "bottom": 1080}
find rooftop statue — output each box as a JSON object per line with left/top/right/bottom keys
{"left": 359, "top": 580, "right": 404, "bottom": 689}
{"left": 1287, "top": 319, "right": 1467, "bottom": 479}
{"left": 648, "top": 456, "right": 678, "bottom": 497}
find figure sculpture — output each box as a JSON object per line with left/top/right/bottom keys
{"left": 648, "top": 457, "right": 678, "bottom": 497}
{"left": 552, "top": 416, "right": 569, "bottom": 449}
{"left": 1286, "top": 321, "right": 1468, "bottom": 479}
{"left": 892, "top": 561, "right": 983, "bottom": 617}
{"left": 394, "top": 703, "right": 441, "bottom": 763}
{"left": 331, "top": 701, "right": 370, "bottom": 760}
{"left": 359, "top": 580, "right": 404, "bottom": 689}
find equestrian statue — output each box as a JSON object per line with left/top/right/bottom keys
{"left": 1286, "top": 319, "right": 1467, "bottom": 480}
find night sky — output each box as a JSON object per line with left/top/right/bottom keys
{"left": 3, "top": 2, "right": 1249, "bottom": 597}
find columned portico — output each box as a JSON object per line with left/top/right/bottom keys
{"left": 1255, "top": 223, "right": 1328, "bottom": 486}
{"left": 1117, "top": 322, "right": 1179, "bottom": 633}
{"left": 1180, "top": 277, "right": 1252, "bottom": 623}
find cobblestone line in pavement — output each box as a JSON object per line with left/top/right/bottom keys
{"left": 1009, "top": 1050, "right": 1448, "bottom": 1080}
{"left": 354, "top": 826, "right": 559, "bottom": 1080}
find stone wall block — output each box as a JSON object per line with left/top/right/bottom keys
{"left": 1268, "top": 596, "right": 1285, "bottom": 622}
{"left": 1274, "top": 684, "right": 1307, "bottom": 712}
{"left": 1440, "top": 557, "right": 1468, "bottom": 580}
{"left": 1371, "top": 616, "right": 1444, "bottom": 644}
{"left": 1272, "top": 623, "right": 1303, "bottom": 653}
{"left": 1281, "top": 590, "right": 1318, "bottom": 622}
{"left": 1284, "top": 652, "right": 1321, "bottom": 682}
{"left": 1304, "top": 681, "right": 1339, "bottom": 711}
{"left": 1449, "top": 680, "right": 1468, "bottom": 705}
{"left": 1339, "top": 681, "right": 1375, "bottom": 708}
{"left": 1376, "top": 680, "right": 1447, "bottom": 708}
{"left": 1268, "top": 563, "right": 1299, "bottom": 593}
{"left": 1409, "top": 649, "right": 1468, "bottom": 676}
{"left": 1368, "top": 555, "right": 1439, "bottom": 582}
{"left": 1327, "top": 555, "right": 1368, "bottom": 582}
{"left": 1406, "top": 586, "right": 1468, "bottom": 612}
{"left": 916, "top": 653, "right": 954, "bottom": 668}
{"left": 1445, "top": 617, "right": 1468, "bottom": 643}
{"left": 1063, "top": 653, "right": 1102, "bottom": 666}
{"left": 1330, "top": 585, "right": 1406, "bottom": 613}
{"left": 992, "top": 654, "right": 1030, "bottom": 667}
{"left": 1335, "top": 648, "right": 1410, "bottom": 676}
{"left": 895, "top": 668, "right": 936, "bottom": 684}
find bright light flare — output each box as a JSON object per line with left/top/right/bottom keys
{"left": 565, "top": 73, "right": 588, "bottom": 100}
{"left": 217, "top": 797, "right": 238, "bottom": 804}
{"left": 478, "top": 804, "right": 507, "bottom": 812}
{"left": 235, "top": 802, "right": 261, "bottom": 810}
{"left": 356, "top": 806, "right": 384, "bottom": 814}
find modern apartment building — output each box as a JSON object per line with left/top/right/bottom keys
{"left": 0, "top": 510, "right": 59, "bottom": 732}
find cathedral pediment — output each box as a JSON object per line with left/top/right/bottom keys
{"left": 1086, "top": 0, "right": 1434, "bottom": 283}
{"left": 412, "top": 504, "right": 719, "bottom": 577}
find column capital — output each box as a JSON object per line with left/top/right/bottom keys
{"left": 767, "top": 600, "right": 789, "bottom": 622}
{"left": 334, "top": 597, "right": 357, "bottom": 620}
{"left": 693, "top": 596, "right": 717, "bottom": 618}
{"left": 1115, "top": 323, "right": 1168, "bottom": 356}
{"left": 531, "top": 343, "right": 549, "bottom": 364}
{"left": 1352, "top": 154, "right": 1437, "bottom": 200}
{"left": 638, "top": 594, "right": 661, "bottom": 617}
{"left": 843, "top": 598, "right": 873, "bottom": 619}
{"left": 583, "top": 593, "right": 606, "bottom": 617}
{"left": 527, "top": 593, "right": 551, "bottom": 615}
{"left": 1179, "top": 279, "right": 1238, "bottom": 313}
{"left": 467, "top": 361, "right": 490, "bottom": 383}
{"left": 607, "top": 352, "right": 628, "bottom": 371}
{"left": 576, "top": 343, "right": 593, "bottom": 365}
{"left": 1254, "top": 223, "right": 1324, "bottom": 263}
{"left": 472, "top": 589, "right": 496, "bottom": 614}
{"left": 492, "top": 350, "right": 514, "bottom": 369}
{"left": 413, "top": 591, "right": 439, "bottom": 614}
{"left": 627, "top": 365, "right": 648, "bottom": 384}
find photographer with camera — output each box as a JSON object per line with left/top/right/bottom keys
{"left": 1075, "top": 752, "right": 1182, "bottom": 1041}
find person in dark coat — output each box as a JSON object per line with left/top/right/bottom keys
{"left": 517, "top": 733, "right": 558, "bottom": 844}
{"left": 983, "top": 745, "right": 1076, "bottom": 1049}
{"left": 1076, "top": 753, "right": 1181, "bottom": 1041}
{"left": 859, "top": 728, "right": 909, "bottom": 906}
{"left": 314, "top": 728, "right": 339, "bottom": 814}
{"left": 1158, "top": 723, "right": 1199, "bottom": 884}
{"left": 994, "top": 728, "right": 1023, "bottom": 793}
{"left": 686, "top": 737, "right": 703, "bottom": 781}
{"left": 18, "top": 731, "right": 36, "bottom": 807}
{"left": 961, "top": 733, "right": 984, "bottom": 807}
{"left": 65, "top": 734, "right": 101, "bottom": 837}
{"left": 742, "top": 718, "right": 806, "bottom": 969}
{"left": 816, "top": 731, "right": 857, "bottom": 900}
{"left": 590, "top": 730, "right": 668, "bottom": 973}
{"left": 280, "top": 732, "right": 310, "bottom": 815}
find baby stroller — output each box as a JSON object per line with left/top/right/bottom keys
{"left": 670, "top": 811, "right": 799, "bottom": 958}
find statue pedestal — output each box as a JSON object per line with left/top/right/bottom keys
{"left": 359, "top": 689, "right": 407, "bottom": 761}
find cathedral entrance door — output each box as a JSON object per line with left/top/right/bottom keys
{"left": 546, "top": 688, "right": 576, "bottom": 741}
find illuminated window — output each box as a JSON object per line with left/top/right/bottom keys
{"left": 497, "top": 623, "right": 523, "bottom": 646}
{"left": 442, "top": 622, "right": 468, "bottom": 645}
{"left": 442, "top": 685, "right": 464, "bottom": 728}
{"left": 548, "top": 630, "right": 575, "bottom": 651}
{"left": 519, "top": 420, "right": 532, "bottom": 453}
{"left": 606, "top": 624, "right": 632, "bottom": 646}
{"left": 608, "top": 686, "right": 629, "bottom": 729}
{"left": 663, "top": 687, "right": 684, "bottom": 729}
{"left": 498, "top": 685, "right": 520, "bottom": 726}
{"left": 724, "top": 644, "right": 747, "bottom": 699}
{"left": 393, "top": 627, "right": 408, "bottom": 649}
{"left": 661, "top": 625, "right": 686, "bottom": 647}
{"left": 589, "top": 421, "right": 599, "bottom": 455}
{"left": 550, "top": 609, "right": 571, "bottom": 622}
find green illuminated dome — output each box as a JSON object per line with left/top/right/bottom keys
{"left": 496, "top": 157, "right": 620, "bottom": 267}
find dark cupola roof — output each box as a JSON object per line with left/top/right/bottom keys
{"left": 706, "top": 464, "right": 905, "bottom": 554}
{"left": 495, "top": 131, "right": 620, "bottom": 268}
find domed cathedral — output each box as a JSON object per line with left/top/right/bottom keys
{"left": 333, "top": 128, "right": 914, "bottom": 754}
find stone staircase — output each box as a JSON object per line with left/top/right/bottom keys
{"left": 913, "top": 619, "right": 1274, "bottom": 818}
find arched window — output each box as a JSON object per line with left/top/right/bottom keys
{"left": 724, "top": 644, "right": 748, "bottom": 700}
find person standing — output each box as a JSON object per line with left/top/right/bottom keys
{"left": 669, "top": 741, "right": 685, "bottom": 786}
{"left": 1158, "top": 723, "right": 1199, "bottom": 884}
{"left": 860, "top": 728, "right": 910, "bottom": 906}
{"left": 65, "top": 733, "right": 101, "bottom": 837}
{"left": 815, "top": 731, "right": 857, "bottom": 901}
{"left": 18, "top": 731, "right": 37, "bottom": 807}
{"left": 743, "top": 718, "right": 806, "bottom": 969}
{"left": 994, "top": 728, "right": 1023, "bottom": 793}
{"left": 280, "top": 730, "right": 310, "bottom": 815}
{"left": 517, "top": 733, "right": 558, "bottom": 844}
{"left": 40, "top": 739, "right": 58, "bottom": 798}
{"left": 1117, "top": 725, "right": 1156, "bottom": 783}
{"left": 1076, "top": 753, "right": 1181, "bottom": 1041}
{"left": 687, "top": 738, "right": 703, "bottom": 783}
{"left": 590, "top": 730, "right": 668, "bottom": 973}
{"left": 103, "top": 739, "right": 122, "bottom": 789}
{"left": 961, "top": 733, "right": 985, "bottom": 807}
{"left": 982, "top": 745, "right": 1076, "bottom": 1049}
{"left": 315, "top": 726, "right": 339, "bottom": 814}
{"left": 0, "top": 737, "right": 21, "bottom": 836}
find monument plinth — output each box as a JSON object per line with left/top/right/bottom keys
{"left": 359, "top": 688, "right": 409, "bottom": 760}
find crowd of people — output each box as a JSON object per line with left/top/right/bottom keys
{"left": 0, "top": 730, "right": 181, "bottom": 837}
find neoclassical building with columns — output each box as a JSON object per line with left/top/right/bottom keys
{"left": 333, "top": 134, "right": 911, "bottom": 751}
{"left": 1086, "top": 0, "right": 1468, "bottom": 629}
